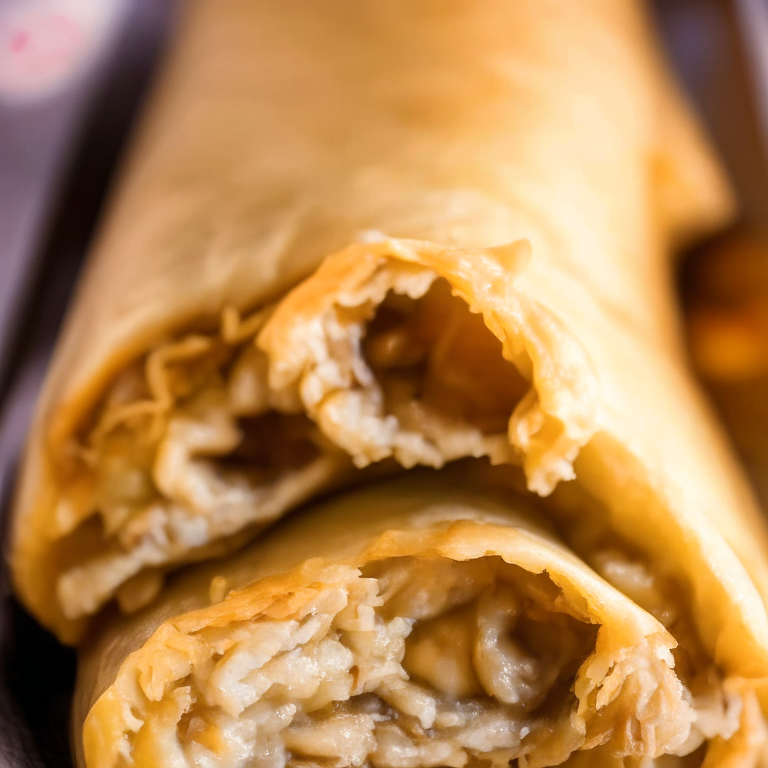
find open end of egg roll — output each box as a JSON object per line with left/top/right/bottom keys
{"left": 53, "top": 242, "right": 534, "bottom": 622}
{"left": 76, "top": 476, "right": 764, "bottom": 768}
{"left": 52, "top": 316, "right": 352, "bottom": 622}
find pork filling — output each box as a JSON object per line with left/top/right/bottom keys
{"left": 91, "top": 557, "right": 741, "bottom": 768}
{"left": 54, "top": 312, "right": 347, "bottom": 620}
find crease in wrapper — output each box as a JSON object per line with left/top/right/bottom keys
{"left": 73, "top": 476, "right": 768, "bottom": 768}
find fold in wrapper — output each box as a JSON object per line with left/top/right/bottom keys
{"left": 74, "top": 475, "right": 768, "bottom": 768}
{"left": 9, "top": 0, "right": 768, "bottom": 709}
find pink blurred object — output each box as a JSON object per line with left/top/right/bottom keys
{"left": 0, "top": 0, "right": 122, "bottom": 101}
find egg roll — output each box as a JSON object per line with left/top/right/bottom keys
{"left": 74, "top": 474, "right": 767, "bottom": 768}
{"left": 11, "top": 0, "right": 768, "bottom": 666}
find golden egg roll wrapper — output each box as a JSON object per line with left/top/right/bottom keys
{"left": 11, "top": 0, "right": 768, "bottom": 682}
{"left": 74, "top": 474, "right": 768, "bottom": 768}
